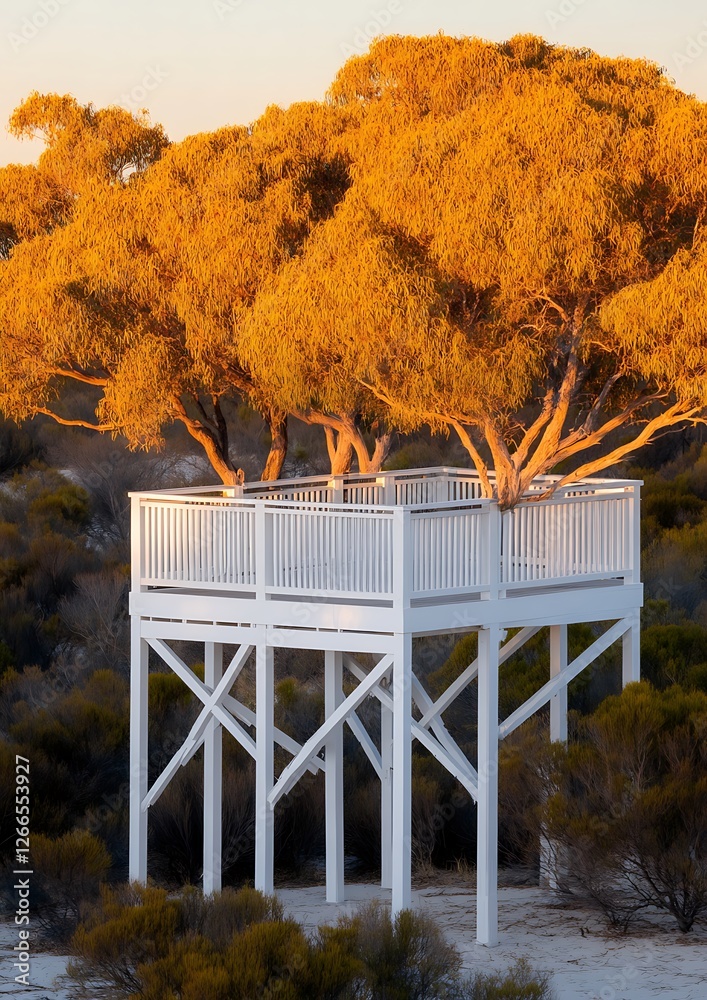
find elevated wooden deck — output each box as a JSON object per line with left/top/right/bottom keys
{"left": 130, "top": 467, "right": 642, "bottom": 636}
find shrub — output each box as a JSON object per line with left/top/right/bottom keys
{"left": 68, "top": 884, "right": 285, "bottom": 998}
{"left": 454, "top": 959, "right": 554, "bottom": 999}
{"left": 67, "top": 885, "right": 554, "bottom": 1000}
{"left": 30, "top": 830, "right": 111, "bottom": 941}
{"left": 338, "top": 900, "right": 461, "bottom": 1000}
{"left": 641, "top": 622, "right": 707, "bottom": 691}
{"left": 545, "top": 683, "right": 707, "bottom": 932}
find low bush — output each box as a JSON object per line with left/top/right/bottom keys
{"left": 545, "top": 682, "right": 707, "bottom": 932}
{"left": 67, "top": 886, "right": 554, "bottom": 1000}
{"left": 453, "top": 959, "right": 554, "bottom": 999}
{"left": 30, "top": 829, "right": 111, "bottom": 942}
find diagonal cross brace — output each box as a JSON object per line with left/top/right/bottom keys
{"left": 179, "top": 643, "right": 254, "bottom": 763}
{"left": 147, "top": 639, "right": 256, "bottom": 758}
{"left": 268, "top": 654, "right": 393, "bottom": 808}
{"left": 411, "top": 674, "right": 477, "bottom": 782}
{"left": 346, "top": 711, "right": 382, "bottom": 779}
{"left": 344, "top": 654, "right": 478, "bottom": 799}
{"left": 223, "top": 695, "right": 325, "bottom": 776}
{"left": 418, "top": 626, "right": 541, "bottom": 730}
{"left": 141, "top": 641, "right": 257, "bottom": 812}
{"left": 499, "top": 619, "right": 631, "bottom": 739}
{"left": 142, "top": 643, "right": 328, "bottom": 812}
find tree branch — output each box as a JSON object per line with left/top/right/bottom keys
{"left": 511, "top": 389, "right": 554, "bottom": 469}
{"left": 547, "top": 404, "right": 704, "bottom": 493}
{"left": 550, "top": 394, "right": 666, "bottom": 467}
{"left": 448, "top": 419, "right": 493, "bottom": 498}
{"left": 48, "top": 367, "right": 109, "bottom": 387}
{"left": 36, "top": 408, "right": 117, "bottom": 432}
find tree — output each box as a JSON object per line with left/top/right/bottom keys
{"left": 0, "top": 92, "right": 167, "bottom": 253}
{"left": 329, "top": 35, "right": 707, "bottom": 505}
{"left": 0, "top": 99, "right": 351, "bottom": 484}
{"left": 240, "top": 196, "right": 440, "bottom": 474}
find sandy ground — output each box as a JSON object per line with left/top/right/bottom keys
{"left": 2, "top": 884, "right": 705, "bottom": 999}
{"left": 278, "top": 884, "right": 707, "bottom": 1000}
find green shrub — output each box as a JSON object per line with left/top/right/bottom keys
{"left": 641, "top": 622, "right": 707, "bottom": 691}
{"left": 545, "top": 682, "right": 707, "bottom": 932}
{"left": 338, "top": 900, "right": 461, "bottom": 1000}
{"left": 31, "top": 830, "right": 111, "bottom": 941}
{"left": 454, "top": 959, "right": 554, "bottom": 999}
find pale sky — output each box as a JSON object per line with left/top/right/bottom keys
{"left": 1, "top": 0, "right": 707, "bottom": 166}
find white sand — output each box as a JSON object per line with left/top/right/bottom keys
{"left": 0, "top": 920, "right": 72, "bottom": 999}
{"left": 277, "top": 884, "right": 707, "bottom": 1000}
{"left": 2, "top": 885, "right": 705, "bottom": 998}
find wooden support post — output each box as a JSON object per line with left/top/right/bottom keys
{"left": 549, "top": 624, "right": 568, "bottom": 743}
{"left": 325, "top": 650, "right": 345, "bottom": 903}
{"left": 391, "top": 634, "right": 412, "bottom": 916}
{"left": 255, "top": 640, "right": 274, "bottom": 894}
{"left": 541, "top": 625, "right": 568, "bottom": 890}
{"left": 476, "top": 624, "right": 500, "bottom": 946}
{"left": 381, "top": 699, "right": 393, "bottom": 889}
{"left": 622, "top": 611, "right": 641, "bottom": 687}
{"left": 203, "top": 642, "right": 223, "bottom": 895}
{"left": 129, "top": 617, "right": 148, "bottom": 884}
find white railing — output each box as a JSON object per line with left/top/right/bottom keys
{"left": 411, "top": 503, "right": 489, "bottom": 597}
{"left": 140, "top": 498, "right": 256, "bottom": 589}
{"left": 267, "top": 504, "right": 394, "bottom": 598}
{"left": 501, "top": 488, "right": 634, "bottom": 588}
{"left": 131, "top": 469, "right": 641, "bottom": 603}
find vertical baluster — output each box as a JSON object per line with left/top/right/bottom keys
{"left": 157, "top": 504, "right": 162, "bottom": 581}
{"left": 173, "top": 506, "right": 180, "bottom": 581}
{"left": 148, "top": 505, "right": 154, "bottom": 581}
{"left": 543, "top": 504, "right": 549, "bottom": 579}
{"left": 238, "top": 508, "right": 244, "bottom": 585}
{"left": 562, "top": 502, "right": 569, "bottom": 578}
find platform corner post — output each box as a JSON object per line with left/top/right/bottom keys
{"left": 203, "top": 641, "right": 223, "bottom": 895}
{"left": 255, "top": 638, "right": 275, "bottom": 894}
{"left": 325, "top": 650, "right": 345, "bottom": 903}
{"left": 476, "top": 623, "right": 500, "bottom": 946}
{"left": 129, "top": 616, "right": 148, "bottom": 885}
{"left": 541, "top": 624, "right": 568, "bottom": 890}
{"left": 381, "top": 700, "right": 393, "bottom": 890}
{"left": 391, "top": 633, "right": 413, "bottom": 916}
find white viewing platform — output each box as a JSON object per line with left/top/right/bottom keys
{"left": 129, "top": 467, "right": 642, "bottom": 945}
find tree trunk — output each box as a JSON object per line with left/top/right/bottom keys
{"left": 330, "top": 433, "right": 354, "bottom": 474}
{"left": 193, "top": 432, "right": 243, "bottom": 486}
{"left": 369, "top": 431, "right": 392, "bottom": 473}
{"left": 178, "top": 411, "right": 243, "bottom": 486}
{"left": 261, "top": 410, "right": 288, "bottom": 481}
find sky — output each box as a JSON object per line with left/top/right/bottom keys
{"left": 1, "top": 0, "right": 707, "bottom": 166}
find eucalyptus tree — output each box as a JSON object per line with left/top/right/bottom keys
{"left": 0, "top": 91, "right": 167, "bottom": 253}
{"left": 330, "top": 34, "right": 707, "bottom": 505}
{"left": 239, "top": 196, "right": 430, "bottom": 474}
{"left": 0, "top": 99, "right": 351, "bottom": 484}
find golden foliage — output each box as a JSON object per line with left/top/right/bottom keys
{"left": 1, "top": 37, "right": 706, "bottom": 498}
